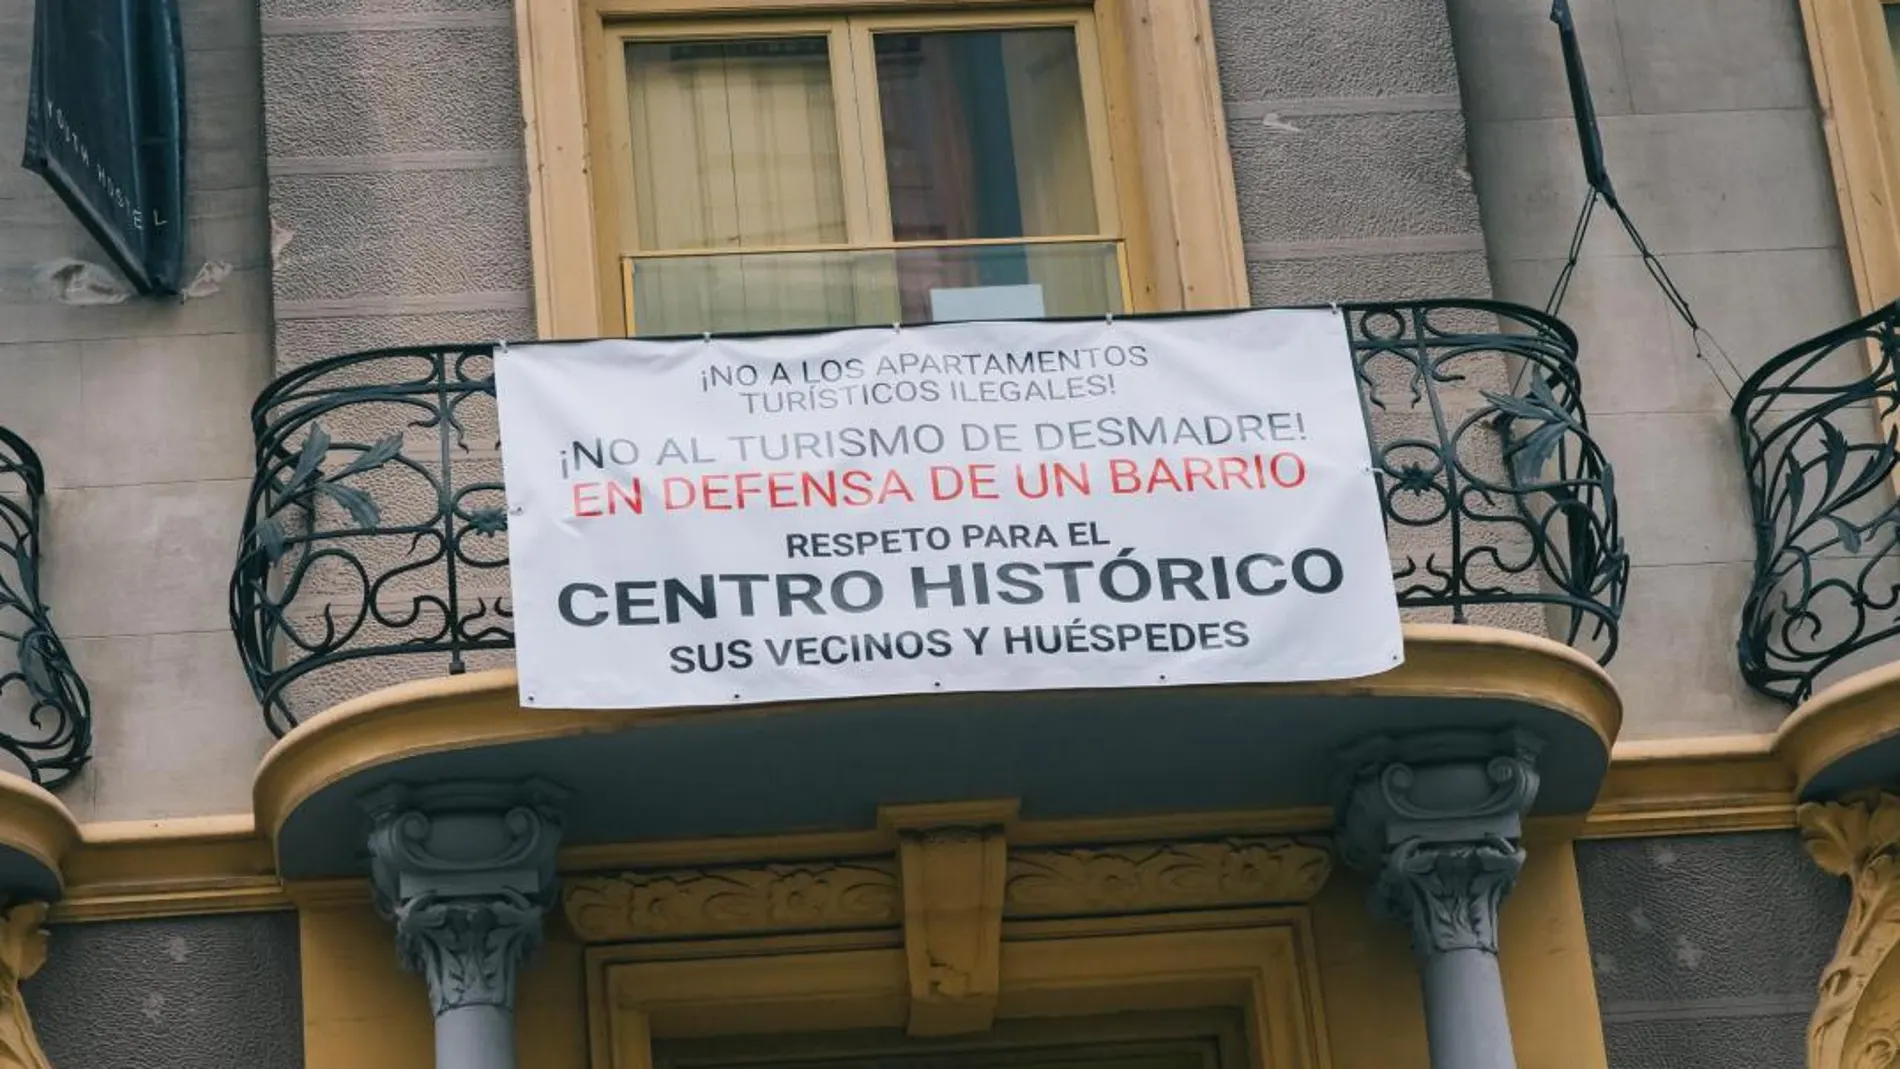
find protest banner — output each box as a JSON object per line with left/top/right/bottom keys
{"left": 495, "top": 309, "right": 1401, "bottom": 709}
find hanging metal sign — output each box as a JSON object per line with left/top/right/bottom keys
{"left": 496, "top": 309, "right": 1404, "bottom": 711}
{"left": 22, "top": 0, "right": 188, "bottom": 295}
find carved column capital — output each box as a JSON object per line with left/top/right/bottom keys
{"left": 1335, "top": 728, "right": 1542, "bottom": 960}
{"left": 1377, "top": 835, "right": 1526, "bottom": 956}
{"left": 365, "top": 780, "right": 568, "bottom": 1017}
{"left": 1799, "top": 791, "right": 1900, "bottom": 1069}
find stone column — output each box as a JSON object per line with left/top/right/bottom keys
{"left": 365, "top": 781, "right": 568, "bottom": 1069}
{"left": 1334, "top": 729, "right": 1543, "bottom": 1069}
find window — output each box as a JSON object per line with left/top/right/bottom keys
{"left": 602, "top": 13, "right": 1128, "bottom": 336}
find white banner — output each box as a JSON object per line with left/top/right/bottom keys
{"left": 495, "top": 310, "right": 1401, "bottom": 710}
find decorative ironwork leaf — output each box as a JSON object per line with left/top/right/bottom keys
{"left": 1482, "top": 389, "right": 1556, "bottom": 425}
{"left": 466, "top": 506, "right": 509, "bottom": 536}
{"left": 1513, "top": 422, "right": 1568, "bottom": 483}
{"left": 14, "top": 553, "right": 34, "bottom": 601}
{"left": 1819, "top": 418, "right": 1849, "bottom": 491}
{"left": 331, "top": 433, "right": 404, "bottom": 481}
{"left": 1833, "top": 516, "right": 1864, "bottom": 554}
{"left": 17, "top": 639, "right": 52, "bottom": 697}
{"left": 1394, "top": 462, "right": 1436, "bottom": 494}
{"left": 286, "top": 424, "right": 330, "bottom": 496}
{"left": 316, "top": 482, "right": 381, "bottom": 529}
{"left": 1782, "top": 460, "right": 1805, "bottom": 522}
{"left": 1564, "top": 502, "right": 1598, "bottom": 587}
{"left": 1529, "top": 372, "right": 1562, "bottom": 408}
{"left": 256, "top": 516, "right": 287, "bottom": 563}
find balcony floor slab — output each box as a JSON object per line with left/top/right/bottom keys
{"left": 254, "top": 623, "right": 1622, "bottom": 880}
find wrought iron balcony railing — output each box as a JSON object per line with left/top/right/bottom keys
{"left": 1736, "top": 301, "right": 1900, "bottom": 705}
{"left": 0, "top": 429, "right": 91, "bottom": 787}
{"left": 231, "top": 300, "right": 1625, "bottom": 732}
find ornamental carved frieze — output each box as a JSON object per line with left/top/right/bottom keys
{"left": 1799, "top": 792, "right": 1900, "bottom": 1069}
{"left": 1003, "top": 838, "right": 1333, "bottom": 916}
{"left": 562, "top": 861, "right": 901, "bottom": 942}
{"left": 0, "top": 904, "right": 52, "bottom": 1069}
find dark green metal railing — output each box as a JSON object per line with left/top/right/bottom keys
{"left": 231, "top": 300, "right": 1626, "bottom": 731}
{"left": 0, "top": 429, "right": 91, "bottom": 787}
{"left": 1736, "top": 301, "right": 1900, "bottom": 705}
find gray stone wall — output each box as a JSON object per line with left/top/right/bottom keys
{"left": 258, "top": 0, "right": 537, "bottom": 371}
{"left": 1209, "top": 0, "right": 1493, "bottom": 303}
{"left": 253, "top": 0, "right": 533, "bottom": 717}
{"left": 25, "top": 912, "right": 304, "bottom": 1069}
{"left": 1575, "top": 832, "right": 1844, "bottom": 1069}
{"left": 1450, "top": 0, "right": 1862, "bottom": 736}
{"left": 1209, "top": 0, "right": 1575, "bottom": 643}
{"left": 0, "top": 0, "right": 278, "bottom": 819}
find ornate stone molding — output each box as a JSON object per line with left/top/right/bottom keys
{"left": 0, "top": 904, "right": 51, "bottom": 1069}
{"left": 1799, "top": 791, "right": 1900, "bottom": 1069}
{"left": 562, "top": 862, "right": 900, "bottom": 942}
{"left": 1335, "top": 729, "right": 1542, "bottom": 960}
{"left": 364, "top": 780, "right": 566, "bottom": 1017}
{"left": 885, "top": 804, "right": 1012, "bottom": 1037}
{"left": 1004, "top": 838, "right": 1332, "bottom": 916}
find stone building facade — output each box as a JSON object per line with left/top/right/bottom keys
{"left": 0, "top": 0, "right": 1896, "bottom": 1068}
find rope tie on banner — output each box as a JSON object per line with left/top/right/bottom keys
{"left": 495, "top": 339, "right": 510, "bottom": 357}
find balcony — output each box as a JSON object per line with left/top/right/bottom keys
{"left": 235, "top": 301, "right": 1626, "bottom": 878}
{"left": 1734, "top": 301, "right": 1900, "bottom": 798}
{"left": 0, "top": 428, "right": 89, "bottom": 792}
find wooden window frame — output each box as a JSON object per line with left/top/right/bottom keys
{"left": 513, "top": 0, "right": 1248, "bottom": 339}
{"left": 1800, "top": 0, "right": 1900, "bottom": 312}
{"left": 583, "top": 913, "right": 1329, "bottom": 1069}
{"left": 597, "top": 9, "right": 1130, "bottom": 335}
{"left": 649, "top": 1009, "right": 1248, "bottom": 1069}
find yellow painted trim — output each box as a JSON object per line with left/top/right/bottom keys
{"left": 0, "top": 775, "right": 78, "bottom": 899}
{"left": 1582, "top": 733, "right": 1797, "bottom": 838}
{"left": 56, "top": 814, "right": 286, "bottom": 922}
{"left": 1497, "top": 829, "right": 1610, "bottom": 1069}
{"left": 588, "top": 912, "right": 1327, "bottom": 1069}
{"left": 254, "top": 624, "right": 1621, "bottom": 864}
{"left": 283, "top": 877, "right": 373, "bottom": 911}
{"left": 515, "top": 0, "right": 599, "bottom": 338}
{"left": 879, "top": 799, "right": 1019, "bottom": 831}
{"left": 1800, "top": 0, "right": 1900, "bottom": 313}
{"left": 1109, "top": 0, "right": 1247, "bottom": 309}
{"left": 45, "top": 725, "right": 1802, "bottom": 927}
{"left": 1775, "top": 659, "right": 1900, "bottom": 798}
